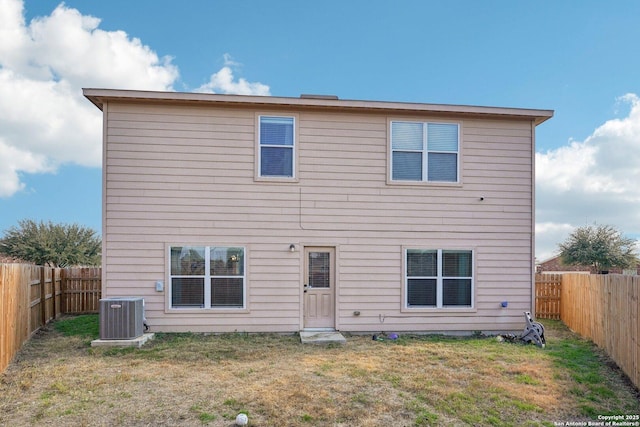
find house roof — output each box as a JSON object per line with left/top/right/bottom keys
{"left": 83, "top": 89, "right": 554, "bottom": 125}
{"left": 0, "top": 254, "right": 32, "bottom": 264}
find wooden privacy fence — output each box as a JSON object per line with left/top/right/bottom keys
{"left": 535, "top": 273, "right": 562, "bottom": 320}
{"left": 63, "top": 267, "right": 101, "bottom": 314}
{"left": 0, "top": 264, "right": 101, "bottom": 373}
{"left": 560, "top": 273, "right": 639, "bottom": 390}
{"left": 536, "top": 273, "right": 639, "bottom": 389}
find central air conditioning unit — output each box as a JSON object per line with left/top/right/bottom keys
{"left": 99, "top": 297, "right": 144, "bottom": 340}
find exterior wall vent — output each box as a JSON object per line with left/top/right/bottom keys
{"left": 300, "top": 94, "right": 339, "bottom": 100}
{"left": 99, "top": 297, "right": 144, "bottom": 339}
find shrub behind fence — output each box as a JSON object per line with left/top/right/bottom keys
{"left": 0, "top": 264, "right": 101, "bottom": 373}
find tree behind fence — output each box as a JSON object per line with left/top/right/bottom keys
{"left": 0, "top": 264, "right": 101, "bottom": 373}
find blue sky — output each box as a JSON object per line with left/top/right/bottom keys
{"left": 1, "top": 0, "right": 640, "bottom": 260}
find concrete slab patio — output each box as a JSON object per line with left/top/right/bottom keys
{"left": 91, "top": 333, "right": 155, "bottom": 348}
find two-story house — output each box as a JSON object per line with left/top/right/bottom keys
{"left": 84, "top": 89, "right": 552, "bottom": 334}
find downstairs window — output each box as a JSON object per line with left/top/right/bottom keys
{"left": 169, "top": 246, "right": 245, "bottom": 309}
{"left": 405, "top": 249, "right": 473, "bottom": 308}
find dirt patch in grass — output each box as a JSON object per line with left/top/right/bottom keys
{"left": 1, "top": 319, "right": 638, "bottom": 426}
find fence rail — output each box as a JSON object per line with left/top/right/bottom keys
{"left": 0, "top": 264, "right": 101, "bottom": 373}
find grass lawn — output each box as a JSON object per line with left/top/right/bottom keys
{"left": 1, "top": 316, "right": 638, "bottom": 426}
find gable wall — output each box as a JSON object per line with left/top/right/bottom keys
{"left": 103, "top": 101, "right": 535, "bottom": 333}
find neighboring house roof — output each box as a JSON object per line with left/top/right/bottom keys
{"left": 0, "top": 254, "right": 31, "bottom": 264}
{"left": 536, "top": 255, "right": 595, "bottom": 273}
{"left": 83, "top": 89, "right": 554, "bottom": 125}
{"left": 537, "top": 255, "right": 640, "bottom": 275}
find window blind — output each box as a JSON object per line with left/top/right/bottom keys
{"left": 260, "top": 116, "right": 294, "bottom": 177}
{"left": 391, "top": 121, "right": 459, "bottom": 183}
{"left": 171, "top": 277, "right": 204, "bottom": 307}
{"left": 260, "top": 117, "right": 294, "bottom": 146}
{"left": 407, "top": 279, "right": 437, "bottom": 306}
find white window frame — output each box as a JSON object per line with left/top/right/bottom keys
{"left": 403, "top": 248, "right": 474, "bottom": 309}
{"left": 389, "top": 120, "right": 461, "bottom": 184}
{"left": 168, "top": 245, "right": 247, "bottom": 310}
{"left": 256, "top": 115, "right": 297, "bottom": 181}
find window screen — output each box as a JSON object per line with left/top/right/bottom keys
{"left": 406, "top": 250, "right": 437, "bottom": 307}
{"left": 391, "top": 121, "right": 459, "bottom": 183}
{"left": 211, "top": 278, "right": 244, "bottom": 307}
{"left": 260, "top": 116, "right": 294, "bottom": 177}
{"left": 171, "top": 277, "right": 204, "bottom": 307}
{"left": 405, "top": 249, "right": 473, "bottom": 308}
{"left": 407, "top": 279, "right": 437, "bottom": 307}
{"left": 170, "top": 246, "right": 245, "bottom": 309}
{"left": 170, "top": 246, "right": 206, "bottom": 308}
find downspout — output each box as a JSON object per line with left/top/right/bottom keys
{"left": 101, "top": 101, "right": 108, "bottom": 299}
{"left": 530, "top": 119, "right": 536, "bottom": 315}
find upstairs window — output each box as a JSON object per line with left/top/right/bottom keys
{"left": 259, "top": 116, "right": 295, "bottom": 178}
{"left": 391, "top": 121, "right": 459, "bottom": 183}
{"left": 405, "top": 249, "right": 473, "bottom": 308}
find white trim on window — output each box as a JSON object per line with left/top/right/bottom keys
{"left": 389, "top": 120, "right": 461, "bottom": 184}
{"left": 256, "top": 114, "right": 298, "bottom": 181}
{"left": 168, "top": 245, "right": 247, "bottom": 310}
{"left": 403, "top": 248, "right": 474, "bottom": 309}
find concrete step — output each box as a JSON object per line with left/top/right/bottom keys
{"left": 300, "top": 330, "right": 346, "bottom": 345}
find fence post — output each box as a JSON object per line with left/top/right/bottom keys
{"left": 51, "top": 267, "right": 56, "bottom": 320}
{"left": 60, "top": 268, "right": 66, "bottom": 314}
{"left": 39, "top": 266, "right": 46, "bottom": 326}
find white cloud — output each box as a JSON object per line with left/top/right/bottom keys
{"left": 536, "top": 93, "right": 640, "bottom": 260}
{"left": 0, "top": 138, "right": 51, "bottom": 197}
{"left": 0, "top": 1, "right": 179, "bottom": 90}
{"left": 196, "top": 54, "right": 270, "bottom": 96}
{"left": 0, "top": 0, "right": 270, "bottom": 198}
{"left": 0, "top": 69, "right": 102, "bottom": 167}
{"left": 534, "top": 222, "right": 574, "bottom": 262}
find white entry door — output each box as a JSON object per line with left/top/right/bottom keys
{"left": 303, "top": 247, "right": 335, "bottom": 329}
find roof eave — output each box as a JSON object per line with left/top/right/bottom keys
{"left": 82, "top": 88, "right": 554, "bottom": 124}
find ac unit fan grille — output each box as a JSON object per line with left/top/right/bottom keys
{"left": 99, "top": 297, "right": 144, "bottom": 340}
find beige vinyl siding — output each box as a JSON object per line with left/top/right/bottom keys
{"left": 102, "top": 100, "right": 537, "bottom": 333}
